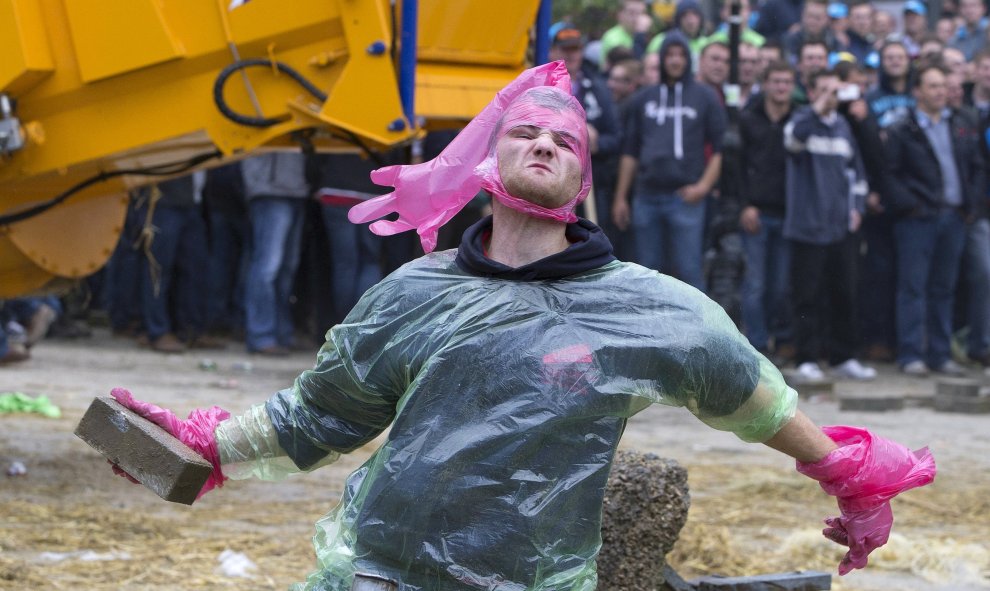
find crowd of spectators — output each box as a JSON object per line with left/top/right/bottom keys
{"left": 3, "top": 0, "right": 989, "bottom": 386}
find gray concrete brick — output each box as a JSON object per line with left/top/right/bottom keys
{"left": 839, "top": 396, "right": 905, "bottom": 412}
{"left": 781, "top": 372, "right": 834, "bottom": 399}
{"left": 692, "top": 570, "right": 831, "bottom": 590}
{"left": 936, "top": 378, "right": 980, "bottom": 398}
{"left": 74, "top": 397, "right": 213, "bottom": 504}
{"left": 934, "top": 394, "right": 990, "bottom": 414}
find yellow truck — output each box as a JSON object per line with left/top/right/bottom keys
{"left": 0, "top": 0, "right": 550, "bottom": 296}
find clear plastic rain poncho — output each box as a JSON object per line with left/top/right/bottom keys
{"left": 214, "top": 62, "right": 798, "bottom": 591}
{"left": 215, "top": 259, "right": 796, "bottom": 590}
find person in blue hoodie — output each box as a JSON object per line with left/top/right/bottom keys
{"left": 612, "top": 32, "right": 727, "bottom": 290}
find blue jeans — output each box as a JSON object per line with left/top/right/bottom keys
{"left": 893, "top": 211, "right": 967, "bottom": 367}
{"left": 140, "top": 205, "right": 209, "bottom": 340}
{"left": 321, "top": 204, "right": 383, "bottom": 324}
{"left": 105, "top": 196, "right": 147, "bottom": 332}
{"left": 740, "top": 213, "right": 790, "bottom": 351}
{"left": 245, "top": 197, "right": 305, "bottom": 351}
{"left": 966, "top": 218, "right": 990, "bottom": 357}
{"left": 632, "top": 192, "right": 706, "bottom": 291}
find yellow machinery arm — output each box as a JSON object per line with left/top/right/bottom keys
{"left": 0, "top": 0, "right": 543, "bottom": 296}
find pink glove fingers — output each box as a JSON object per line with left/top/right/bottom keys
{"left": 348, "top": 61, "right": 587, "bottom": 253}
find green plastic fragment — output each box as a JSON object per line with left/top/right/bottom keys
{"left": 0, "top": 392, "right": 62, "bottom": 418}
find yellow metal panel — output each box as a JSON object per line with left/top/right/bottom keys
{"left": 417, "top": 0, "right": 538, "bottom": 66}
{"left": 6, "top": 191, "right": 126, "bottom": 278}
{"left": 63, "top": 0, "right": 184, "bottom": 83}
{"left": 415, "top": 63, "right": 518, "bottom": 122}
{"left": 0, "top": 0, "right": 55, "bottom": 96}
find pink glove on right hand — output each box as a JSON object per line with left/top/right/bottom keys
{"left": 797, "top": 426, "right": 936, "bottom": 575}
{"left": 110, "top": 387, "right": 230, "bottom": 500}
{"left": 347, "top": 61, "right": 571, "bottom": 253}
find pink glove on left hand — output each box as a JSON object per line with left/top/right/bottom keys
{"left": 111, "top": 387, "right": 230, "bottom": 500}
{"left": 797, "top": 426, "right": 936, "bottom": 575}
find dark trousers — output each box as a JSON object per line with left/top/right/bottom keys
{"left": 858, "top": 214, "right": 897, "bottom": 350}
{"left": 790, "top": 235, "right": 859, "bottom": 366}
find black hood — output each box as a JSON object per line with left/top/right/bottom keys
{"left": 658, "top": 30, "right": 694, "bottom": 85}
{"left": 455, "top": 216, "right": 616, "bottom": 280}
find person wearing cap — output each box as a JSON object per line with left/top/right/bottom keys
{"left": 902, "top": 0, "right": 930, "bottom": 58}
{"left": 952, "top": 0, "right": 989, "bottom": 60}
{"left": 826, "top": 2, "right": 852, "bottom": 55}
{"left": 599, "top": 0, "right": 652, "bottom": 66}
{"left": 549, "top": 23, "right": 627, "bottom": 259}
{"left": 106, "top": 61, "right": 936, "bottom": 591}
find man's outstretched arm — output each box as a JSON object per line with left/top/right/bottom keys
{"left": 762, "top": 409, "right": 837, "bottom": 462}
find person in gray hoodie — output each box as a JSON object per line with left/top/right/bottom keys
{"left": 612, "top": 31, "right": 727, "bottom": 290}
{"left": 240, "top": 150, "right": 311, "bottom": 355}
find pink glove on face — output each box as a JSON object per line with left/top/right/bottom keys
{"left": 797, "top": 426, "right": 936, "bottom": 575}
{"left": 348, "top": 61, "right": 572, "bottom": 253}
{"left": 110, "top": 387, "right": 231, "bottom": 500}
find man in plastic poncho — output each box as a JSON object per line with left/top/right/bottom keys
{"left": 111, "top": 62, "right": 935, "bottom": 591}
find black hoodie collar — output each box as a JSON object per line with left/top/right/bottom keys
{"left": 455, "top": 216, "right": 616, "bottom": 280}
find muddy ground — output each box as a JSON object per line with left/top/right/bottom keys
{"left": 1, "top": 329, "right": 988, "bottom": 590}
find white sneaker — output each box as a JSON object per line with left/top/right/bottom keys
{"left": 795, "top": 361, "right": 826, "bottom": 382}
{"left": 834, "top": 358, "right": 877, "bottom": 381}
{"left": 901, "top": 360, "right": 929, "bottom": 376}
{"left": 934, "top": 360, "right": 967, "bottom": 376}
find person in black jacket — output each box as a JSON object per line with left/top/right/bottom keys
{"left": 738, "top": 60, "right": 797, "bottom": 357}
{"left": 884, "top": 62, "right": 986, "bottom": 376}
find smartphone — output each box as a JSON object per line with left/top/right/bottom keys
{"left": 837, "top": 84, "right": 861, "bottom": 102}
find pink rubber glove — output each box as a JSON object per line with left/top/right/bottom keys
{"left": 110, "top": 387, "right": 230, "bottom": 500}
{"left": 797, "top": 426, "right": 936, "bottom": 575}
{"left": 348, "top": 61, "right": 571, "bottom": 253}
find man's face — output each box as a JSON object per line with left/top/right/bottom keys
{"left": 941, "top": 48, "right": 967, "bottom": 77}
{"left": 802, "top": 3, "right": 828, "bottom": 35}
{"left": 643, "top": 52, "right": 661, "bottom": 85}
{"left": 549, "top": 45, "right": 584, "bottom": 78}
{"left": 903, "top": 12, "right": 927, "bottom": 36}
{"left": 961, "top": 0, "right": 986, "bottom": 26}
{"left": 914, "top": 68, "right": 947, "bottom": 113}
{"left": 946, "top": 72, "right": 965, "bottom": 108}
{"left": 849, "top": 5, "right": 873, "bottom": 36}
{"left": 976, "top": 57, "right": 990, "bottom": 92}
{"left": 607, "top": 64, "right": 638, "bottom": 102}
{"left": 739, "top": 44, "right": 760, "bottom": 86}
{"left": 663, "top": 45, "right": 688, "bottom": 82}
{"left": 618, "top": 1, "right": 647, "bottom": 32}
{"left": 881, "top": 45, "right": 910, "bottom": 79}
{"left": 936, "top": 18, "right": 956, "bottom": 43}
{"left": 497, "top": 120, "right": 583, "bottom": 210}
{"left": 765, "top": 70, "right": 796, "bottom": 105}
{"left": 679, "top": 10, "right": 702, "bottom": 37}
{"left": 799, "top": 45, "right": 828, "bottom": 79}
{"left": 809, "top": 74, "right": 839, "bottom": 112}
{"left": 699, "top": 45, "right": 730, "bottom": 86}
{"left": 872, "top": 11, "right": 895, "bottom": 39}
{"left": 758, "top": 46, "right": 782, "bottom": 78}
